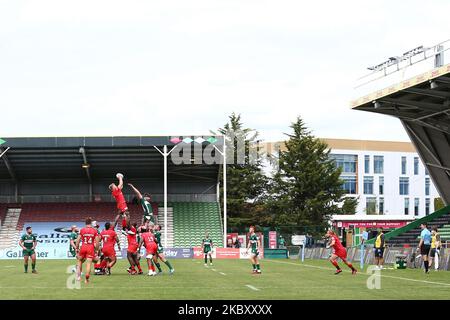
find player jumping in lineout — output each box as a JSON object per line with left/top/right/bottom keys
{"left": 202, "top": 232, "right": 214, "bottom": 266}
{"left": 326, "top": 230, "right": 357, "bottom": 275}
{"left": 247, "top": 226, "right": 261, "bottom": 274}
{"left": 110, "top": 173, "right": 130, "bottom": 230}
{"left": 128, "top": 183, "right": 155, "bottom": 225}
{"left": 19, "top": 226, "right": 38, "bottom": 274}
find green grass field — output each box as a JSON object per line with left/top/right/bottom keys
{"left": 1, "top": 258, "right": 450, "bottom": 300}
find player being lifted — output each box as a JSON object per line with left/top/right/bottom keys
{"left": 100, "top": 222, "right": 121, "bottom": 275}
{"left": 19, "top": 226, "right": 38, "bottom": 274}
{"left": 138, "top": 224, "right": 158, "bottom": 276}
{"left": 247, "top": 226, "right": 261, "bottom": 274}
{"left": 202, "top": 232, "right": 214, "bottom": 266}
{"left": 326, "top": 230, "right": 357, "bottom": 275}
{"left": 110, "top": 173, "right": 130, "bottom": 230}
{"left": 75, "top": 217, "right": 100, "bottom": 283}
{"left": 153, "top": 224, "right": 174, "bottom": 274}
{"left": 128, "top": 183, "right": 155, "bottom": 225}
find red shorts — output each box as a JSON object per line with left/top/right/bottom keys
{"left": 145, "top": 244, "right": 157, "bottom": 256}
{"left": 127, "top": 243, "right": 139, "bottom": 254}
{"left": 334, "top": 248, "right": 347, "bottom": 260}
{"left": 79, "top": 246, "right": 95, "bottom": 260}
{"left": 102, "top": 247, "right": 116, "bottom": 259}
{"left": 118, "top": 204, "right": 128, "bottom": 213}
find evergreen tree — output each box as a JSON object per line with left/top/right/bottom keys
{"left": 216, "top": 113, "right": 268, "bottom": 229}
{"left": 266, "top": 117, "right": 344, "bottom": 233}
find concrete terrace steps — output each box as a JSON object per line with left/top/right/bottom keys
{"left": 0, "top": 208, "right": 22, "bottom": 249}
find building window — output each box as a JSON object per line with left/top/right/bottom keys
{"left": 399, "top": 177, "right": 409, "bottom": 195}
{"left": 379, "top": 197, "right": 384, "bottom": 215}
{"left": 404, "top": 198, "right": 410, "bottom": 215}
{"left": 414, "top": 157, "right": 419, "bottom": 175}
{"left": 364, "top": 155, "right": 370, "bottom": 174}
{"left": 374, "top": 156, "right": 384, "bottom": 174}
{"left": 414, "top": 198, "right": 419, "bottom": 216}
{"left": 330, "top": 154, "right": 357, "bottom": 173}
{"left": 425, "top": 198, "right": 430, "bottom": 215}
{"left": 364, "top": 176, "right": 374, "bottom": 194}
{"left": 379, "top": 176, "right": 384, "bottom": 195}
{"left": 401, "top": 156, "right": 407, "bottom": 175}
{"left": 425, "top": 177, "right": 430, "bottom": 196}
{"left": 341, "top": 175, "right": 357, "bottom": 194}
{"left": 366, "top": 197, "right": 377, "bottom": 215}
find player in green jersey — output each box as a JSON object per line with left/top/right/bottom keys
{"left": 247, "top": 225, "right": 261, "bottom": 274}
{"left": 152, "top": 224, "right": 174, "bottom": 274}
{"left": 128, "top": 183, "right": 155, "bottom": 224}
{"left": 69, "top": 225, "right": 79, "bottom": 258}
{"left": 19, "top": 226, "right": 38, "bottom": 274}
{"left": 202, "top": 232, "right": 214, "bottom": 266}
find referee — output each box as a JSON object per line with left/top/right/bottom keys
{"left": 374, "top": 228, "right": 385, "bottom": 270}
{"left": 417, "top": 223, "right": 432, "bottom": 274}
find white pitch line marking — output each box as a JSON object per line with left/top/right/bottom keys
{"left": 246, "top": 284, "right": 260, "bottom": 291}
{"left": 219, "top": 272, "right": 226, "bottom": 276}
{"left": 211, "top": 269, "right": 217, "bottom": 272}
{"left": 265, "top": 260, "right": 450, "bottom": 287}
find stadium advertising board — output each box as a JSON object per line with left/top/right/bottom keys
{"left": 269, "top": 231, "right": 277, "bottom": 249}
{"left": 0, "top": 221, "right": 108, "bottom": 259}
{"left": 193, "top": 247, "right": 264, "bottom": 259}
{"left": 163, "top": 248, "right": 193, "bottom": 259}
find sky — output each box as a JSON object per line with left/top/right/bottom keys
{"left": 1, "top": 0, "right": 449, "bottom": 142}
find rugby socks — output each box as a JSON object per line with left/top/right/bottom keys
{"left": 331, "top": 260, "right": 341, "bottom": 270}
{"left": 256, "top": 264, "right": 260, "bottom": 271}
{"left": 32, "top": 263, "right": 36, "bottom": 271}
{"left": 85, "top": 274, "right": 90, "bottom": 281}
{"left": 252, "top": 264, "right": 256, "bottom": 270}
{"left": 137, "top": 263, "right": 142, "bottom": 273}
{"left": 164, "top": 260, "right": 173, "bottom": 270}
{"left": 204, "top": 255, "right": 208, "bottom": 264}
{"left": 210, "top": 257, "right": 213, "bottom": 264}
{"left": 155, "top": 262, "right": 162, "bottom": 273}
{"left": 424, "top": 260, "right": 429, "bottom": 272}
{"left": 346, "top": 262, "right": 355, "bottom": 271}
{"left": 24, "top": 263, "right": 28, "bottom": 273}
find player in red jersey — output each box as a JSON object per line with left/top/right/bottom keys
{"left": 110, "top": 173, "right": 130, "bottom": 230}
{"left": 100, "top": 222, "right": 121, "bottom": 275}
{"left": 75, "top": 217, "right": 100, "bottom": 283}
{"left": 126, "top": 222, "right": 143, "bottom": 275}
{"left": 139, "top": 226, "right": 158, "bottom": 276}
{"left": 326, "top": 230, "right": 357, "bottom": 275}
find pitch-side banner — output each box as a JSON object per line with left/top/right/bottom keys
{"left": 0, "top": 221, "right": 106, "bottom": 260}
{"left": 193, "top": 247, "right": 264, "bottom": 259}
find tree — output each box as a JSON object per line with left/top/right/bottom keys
{"left": 340, "top": 197, "right": 359, "bottom": 215}
{"left": 266, "top": 117, "right": 345, "bottom": 234}
{"left": 216, "top": 113, "right": 268, "bottom": 229}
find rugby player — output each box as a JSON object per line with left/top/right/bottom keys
{"left": 100, "top": 222, "right": 121, "bottom": 275}
{"left": 75, "top": 217, "right": 100, "bottom": 283}
{"left": 326, "top": 230, "right": 357, "bottom": 275}
{"left": 128, "top": 183, "right": 155, "bottom": 224}
{"left": 247, "top": 226, "right": 261, "bottom": 274}
{"left": 19, "top": 226, "right": 38, "bottom": 274}
{"left": 110, "top": 173, "right": 130, "bottom": 230}
{"left": 139, "top": 226, "right": 158, "bottom": 276}
{"left": 202, "top": 232, "right": 214, "bottom": 267}
{"left": 153, "top": 224, "right": 174, "bottom": 274}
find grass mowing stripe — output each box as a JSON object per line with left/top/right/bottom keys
{"left": 266, "top": 260, "right": 450, "bottom": 287}
{"left": 245, "top": 285, "right": 260, "bottom": 291}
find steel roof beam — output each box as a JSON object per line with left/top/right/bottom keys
{"left": 0, "top": 148, "right": 17, "bottom": 182}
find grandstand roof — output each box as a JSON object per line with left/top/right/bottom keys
{"left": 0, "top": 136, "right": 222, "bottom": 182}
{"left": 351, "top": 63, "right": 450, "bottom": 204}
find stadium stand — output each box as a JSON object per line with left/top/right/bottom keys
{"left": 364, "top": 205, "right": 450, "bottom": 247}
{"left": 172, "top": 202, "right": 222, "bottom": 247}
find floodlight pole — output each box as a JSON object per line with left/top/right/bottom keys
{"left": 0, "top": 147, "right": 10, "bottom": 159}
{"left": 213, "top": 137, "right": 227, "bottom": 248}
{"left": 154, "top": 145, "right": 178, "bottom": 248}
